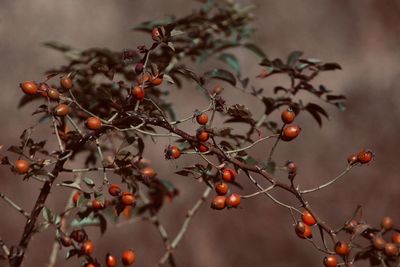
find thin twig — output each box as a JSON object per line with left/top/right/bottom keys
{"left": 0, "top": 192, "right": 30, "bottom": 218}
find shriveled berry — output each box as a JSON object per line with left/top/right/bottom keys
{"left": 70, "top": 229, "right": 86, "bottom": 243}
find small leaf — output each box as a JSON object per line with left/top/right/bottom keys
{"left": 204, "top": 69, "right": 236, "bottom": 86}
{"left": 42, "top": 207, "right": 53, "bottom": 222}
{"left": 218, "top": 53, "right": 240, "bottom": 75}
{"left": 83, "top": 177, "right": 95, "bottom": 187}
{"left": 287, "top": 51, "right": 303, "bottom": 66}
{"left": 243, "top": 43, "right": 266, "bottom": 58}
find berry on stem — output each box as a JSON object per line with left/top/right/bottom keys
{"left": 15, "top": 159, "right": 30, "bottom": 174}
{"left": 222, "top": 168, "right": 236, "bottom": 182}
{"left": 122, "top": 249, "right": 136, "bottom": 265}
{"left": 108, "top": 184, "right": 121, "bottom": 197}
{"left": 54, "top": 104, "right": 70, "bottom": 117}
{"left": 301, "top": 210, "right": 317, "bottom": 226}
{"left": 381, "top": 216, "right": 394, "bottom": 230}
{"left": 165, "top": 145, "right": 181, "bottom": 159}
{"left": 357, "top": 150, "right": 373, "bottom": 164}
{"left": 281, "top": 108, "right": 295, "bottom": 124}
{"left": 60, "top": 76, "right": 73, "bottom": 90}
{"left": 81, "top": 240, "right": 94, "bottom": 255}
{"left": 196, "top": 130, "right": 209, "bottom": 142}
{"left": 225, "top": 193, "right": 241, "bottom": 208}
{"left": 215, "top": 182, "right": 228, "bottom": 195}
{"left": 20, "top": 81, "right": 38, "bottom": 95}
{"left": 86, "top": 117, "right": 102, "bottom": 130}
{"left": 281, "top": 125, "right": 301, "bottom": 141}
{"left": 132, "top": 86, "right": 144, "bottom": 101}
{"left": 106, "top": 254, "right": 117, "bottom": 267}
{"left": 323, "top": 255, "right": 337, "bottom": 267}
{"left": 335, "top": 241, "right": 350, "bottom": 256}
{"left": 121, "top": 192, "right": 136, "bottom": 206}
{"left": 211, "top": 196, "right": 226, "bottom": 210}
{"left": 196, "top": 113, "right": 208, "bottom": 125}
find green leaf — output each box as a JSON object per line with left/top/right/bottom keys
{"left": 42, "top": 207, "right": 53, "bottom": 222}
{"left": 218, "top": 53, "right": 241, "bottom": 75}
{"left": 243, "top": 43, "right": 266, "bottom": 58}
{"left": 83, "top": 177, "right": 95, "bottom": 187}
{"left": 204, "top": 69, "right": 236, "bottom": 86}
{"left": 287, "top": 51, "right": 303, "bottom": 66}
{"left": 70, "top": 216, "right": 101, "bottom": 228}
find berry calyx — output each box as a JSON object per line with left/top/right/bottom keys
{"left": 15, "top": 159, "right": 30, "bottom": 174}
{"left": 281, "top": 108, "right": 295, "bottom": 124}
{"left": 281, "top": 125, "right": 301, "bottom": 141}
{"left": 196, "top": 113, "right": 208, "bottom": 125}
{"left": 86, "top": 117, "right": 102, "bottom": 130}
{"left": 225, "top": 193, "right": 241, "bottom": 208}
{"left": 121, "top": 249, "right": 136, "bottom": 265}
{"left": 165, "top": 145, "right": 181, "bottom": 159}
{"left": 54, "top": 104, "right": 70, "bottom": 117}
{"left": 121, "top": 192, "right": 136, "bottom": 206}
{"left": 211, "top": 196, "right": 226, "bottom": 210}
{"left": 215, "top": 182, "right": 228, "bottom": 195}
{"left": 20, "top": 81, "right": 38, "bottom": 95}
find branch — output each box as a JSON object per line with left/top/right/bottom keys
{"left": 0, "top": 192, "right": 30, "bottom": 218}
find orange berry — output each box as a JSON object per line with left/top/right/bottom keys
{"left": 225, "top": 193, "right": 241, "bottom": 208}
{"left": 140, "top": 167, "right": 156, "bottom": 178}
{"left": 222, "top": 168, "right": 236, "bottom": 182}
{"left": 381, "top": 216, "right": 394, "bottom": 230}
{"left": 323, "top": 255, "right": 337, "bottom": 267}
{"left": 165, "top": 145, "right": 181, "bottom": 159}
{"left": 108, "top": 184, "right": 121, "bottom": 197}
{"left": 215, "top": 182, "right": 228, "bottom": 195}
{"left": 54, "top": 104, "right": 70, "bottom": 117}
{"left": 211, "top": 196, "right": 226, "bottom": 210}
{"left": 121, "top": 249, "right": 136, "bottom": 265}
{"left": 20, "top": 81, "right": 38, "bottom": 95}
{"left": 196, "top": 130, "right": 209, "bottom": 142}
{"left": 86, "top": 117, "right": 102, "bottom": 130}
{"left": 81, "top": 240, "right": 94, "bottom": 255}
{"left": 132, "top": 86, "right": 144, "bottom": 100}
{"left": 106, "top": 254, "right": 117, "bottom": 267}
{"left": 301, "top": 210, "right": 317, "bottom": 226}
{"left": 121, "top": 192, "right": 136, "bottom": 206}
{"left": 60, "top": 77, "right": 73, "bottom": 90}
{"left": 15, "top": 159, "right": 30, "bottom": 174}
{"left": 281, "top": 125, "right": 301, "bottom": 141}
{"left": 335, "top": 241, "right": 350, "bottom": 256}
{"left": 281, "top": 108, "right": 295, "bottom": 124}
{"left": 72, "top": 191, "right": 81, "bottom": 205}
{"left": 357, "top": 150, "right": 373, "bottom": 164}
{"left": 196, "top": 113, "right": 208, "bottom": 125}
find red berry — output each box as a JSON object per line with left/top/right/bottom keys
{"left": 384, "top": 243, "right": 399, "bottom": 257}
{"left": 132, "top": 86, "right": 144, "bottom": 100}
{"left": 92, "top": 199, "right": 104, "bottom": 211}
{"left": 121, "top": 192, "right": 136, "bottom": 206}
{"left": 381, "top": 216, "right": 394, "bottom": 230}
{"left": 106, "top": 254, "right": 117, "bottom": 267}
{"left": 281, "top": 108, "right": 295, "bottom": 124}
{"left": 20, "top": 81, "right": 38, "bottom": 95}
{"left": 70, "top": 229, "right": 86, "bottom": 243}
{"left": 150, "top": 75, "right": 163, "bottom": 86}
{"left": 197, "top": 144, "right": 209, "bottom": 153}
{"left": 140, "top": 167, "right": 156, "bottom": 178}
{"left": 347, "top": 154, "right": 358, "bottom": 165}
{"left": 86, "top": 117, "right": 102, "bottom": 130}
{"left": 54, "top": 104, "right": 70, "bottom": 117}
{"left": 108, "top": 184, "right": 122, "bottom": 197}
{"left": 60, "top": 77, "right": 73, "bottom": 90}
{"left": 72, "top": 191, "right": 81, "bottom": 205}
{"left": 196, "top": 113, "right": 208, "bottom": 125}
{"left": 121, "top": 249, "right": 136, "bottom": 265}
{"left": 357, "top": 150, "right": 373, "bottom": 164}
{"left": 301, "top": 210, "right": 317, "bottom": 226}
{"left": 47, "top": 88, "right": 60, "bottom": 100}
{"left": 85, "top": 263, "right": 96, "bottom": 267}
{"left": 281, "top": 125, "right": 301, "bottom": 141}
{"left": 335, "top": 241, "right": 350, "bottom": 256}
{"left": 60, "top": 235, "right": 72, "bottom": 247}
{"left": 295, "top": 221, "right": 312, "bottom": 239}
{"left": 81, "top": 240, "right": 94, "bottom": 255}
{"left": 165, "top": 145, "right": 181, "bottom": 159}
{"left": 15, "top": 159, "right": 30, "bottom": 174}
{"left": 211, "top": 196, "right": 226, "bottom": 210}
{"left": 323, "top": 255, "right": 337, "bottom": 267}
{"left": 225, "top": 193, "right": 241, "bottom": 208}
{"left": 373, "top": 237, "right": 386, "bottom": 250}
{"left": 392, "top": 232, "right": 400, "bottom": 244}
{"left": 222, "top": 168, "right": 236, "bottom": 182}
{"left": 196, "top": 130, "right": 209, "bottom": 142}
{"left": 215, "top": 182, "right": 228, "bottom": 195}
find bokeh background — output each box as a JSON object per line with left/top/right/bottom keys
{"left": 1, "top": 0, "right": 400, "bottom": 266}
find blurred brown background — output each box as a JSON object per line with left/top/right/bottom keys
{"left": 1, "top": 0, "right": 400, "bottom": 266}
